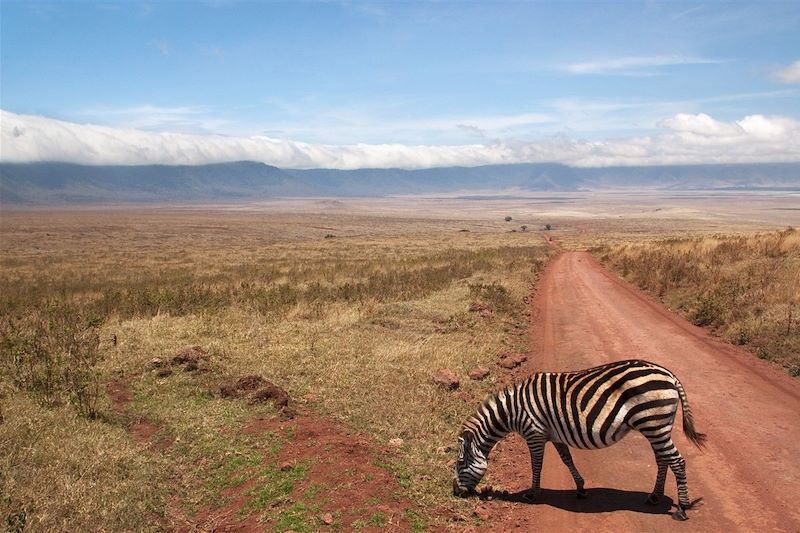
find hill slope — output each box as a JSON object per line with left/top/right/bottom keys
{"left": 1, "top": 161, "right": 798, "bottom": 204}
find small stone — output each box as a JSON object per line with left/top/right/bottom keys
{"left": 498, "top": 353, "right": 527, "bottom": 369}
{"left": 150, "top": 358, "right": 163, "bottom": 368}
{"left": 321, "top": 513, "right": 334, "bottom": 525}
{"left": 468, "top": 366, "right": 490, "bottom": 380}
{"left": 432, "top": 368, "right": 460, "bottom": 390}
{"left": 388, "top": 437, "right": 404, "bottom": 447}
{"left": 453, "top": 391, "right": 472, "bottom": 403}
{"left": 301, "top": 393, "right": 318, "bottom": 403}
{"left": 279, "top": 461, "right": 294, "bottom": 472}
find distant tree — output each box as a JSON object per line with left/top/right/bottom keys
{"left": 545, "top": 224, "right": 552, "bottom": 231}
{"left": 521, "top": 225, "right": 527, "bottom": 232}
{"left": 504, "top": 216, "right": 513, "bottom": 222}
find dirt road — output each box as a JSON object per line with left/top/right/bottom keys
{"left": 480, "top": 251, "right": 800, "bottom": 532}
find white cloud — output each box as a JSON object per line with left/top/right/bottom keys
{"left": 1, "top": 109, "right": 799, "bottom": 169}
{"left": 658, "top": 113, "right": 743, "bottom": 137}
{"left": 774, "top": 60, "right": 800, "bottom": 84}
{"left": 564, "top": 55, "right": 724, "bottom": 75}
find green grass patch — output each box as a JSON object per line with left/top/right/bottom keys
{"left": 243, "top": 462, "right": 311, "bottom": 513}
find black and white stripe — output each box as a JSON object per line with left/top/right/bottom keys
{"left": 453, "top": 359, "right": 706, "bottom": 521}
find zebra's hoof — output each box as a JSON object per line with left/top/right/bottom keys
{"left": 646, "top": 493, "right": 659, "bottom": 505}
{"left": 577, "top": 488, "right": 588, "bottom": 499}
{"left": 672, "top": 509, "right": 688, "bottom": 521}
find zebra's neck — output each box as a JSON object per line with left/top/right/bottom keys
{"left": 467, "top": 380, "right": 546, "bottom": 456}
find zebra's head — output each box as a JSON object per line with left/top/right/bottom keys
{"left": 453, "top": 430, "right": 487, "bottom": 497}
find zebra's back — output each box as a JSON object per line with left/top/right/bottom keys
{"left": 527, "top": 359, "right": 681, "bottom": 449}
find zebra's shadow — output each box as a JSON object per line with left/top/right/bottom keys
{"left": 483, "top": 487, "right": 674, "bottom": 515}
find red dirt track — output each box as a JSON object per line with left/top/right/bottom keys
{"left": 481, "top": 251, "right": 800, "bottom": 531}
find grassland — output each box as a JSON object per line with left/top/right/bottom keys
{"left": 595, "top": 228, "right": 800, "bottom": 376}
{"left": 2, "top": 192, "right": 797, "bottom": 531}
{"left": 0, "top": 208, "right": 550, "bottom": 531}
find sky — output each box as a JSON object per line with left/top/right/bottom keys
{"left": 1, "top": 0, "right": 799, "bottom": 169}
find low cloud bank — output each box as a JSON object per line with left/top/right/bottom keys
{"left": 2, "top": 109, "right": 799, "bottom": 169}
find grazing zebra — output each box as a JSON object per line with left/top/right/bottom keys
{"left": 453, "top": 359, "right": 706, "bottom": 521}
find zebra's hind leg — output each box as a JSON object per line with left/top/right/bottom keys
{"left": 644, "top": 431, "right": 694, "bottom": 520}
{"left": 522, "top": 436, "right": 547, "bottom": 502}
{"left": 553, "top": 442, "right": 587, "bottom": 499}
{"left": 646, "top": 461, "right": 668, "bottom": 505}
{"left": 668, "top": 455, "right": 693, "bottom": 521}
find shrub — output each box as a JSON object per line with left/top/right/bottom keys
{"left": 0, "top": 305, "right": 103, "bottom": 419}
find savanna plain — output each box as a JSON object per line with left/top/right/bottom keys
{"left": 1, "top": 191, "right": 798, "bottom": 532}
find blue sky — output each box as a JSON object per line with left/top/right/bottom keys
{"left": 1, "top": 1, "right": 799, "bottom": 168}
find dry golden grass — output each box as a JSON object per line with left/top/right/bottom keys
{"left": 0, "top": 392, "right": 169, "bottom": 532}
{"left": 3, "top": 193, "right": 793, "bottom": 530}
{"left": 595, "top": 228, "right": 800, "bottom": 375}
{"left": 1, "top": 208, "right": 551, "bottom": 531}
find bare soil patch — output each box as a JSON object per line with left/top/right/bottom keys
{"left": 183, "top": 414, "right": 416, "bottom": 532}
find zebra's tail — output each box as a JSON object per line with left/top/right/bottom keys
{"left": 675, "top": 377, "right": 707, "bottom": 448}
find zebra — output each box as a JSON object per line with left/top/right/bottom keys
{"left": 453, "top": 359, "right": 706, "bottom": 521}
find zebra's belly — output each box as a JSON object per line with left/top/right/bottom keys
{"left": 549, "top": 413, "right": 635, "bottom": 449}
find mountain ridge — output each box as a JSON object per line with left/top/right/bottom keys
{"left": 1, "top": 161, "right": 798, "bottom": 204}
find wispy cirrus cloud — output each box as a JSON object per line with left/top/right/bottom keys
{"left": 74, "top": 104, "right": 230, "bottom": 134}
{"left": 563, "top": 55, "right": 725, "bottom": 75}
{"left": 774, "top": 60, "right": 800, "bottom": 84}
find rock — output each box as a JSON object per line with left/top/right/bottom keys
{"left": 171, "top": 345, "right": 206, "bottom": 366}
{"left": 150, "top": 358, "right": 164, "bottom": 368}
{"left": 453, "top": 391, "right": 472, "bottom": 403}
{"left": 388, "top": 438, "right": 404, "bottom": 447}
{"left": 498, "top": 353, "right": 527, "bottom": 369}
{"left": 479, "top": 309, "right": 493, "bottom": 318}
{"left": 432, "top": 368, "right": 460, "bottom": 390}
{"left": 236, "top": 374, "right": 267, "bottom": 391}
{"left": 321, "top": 513, "right": 334, "bottom": 525}
{"left": 250, "top": 383, "right": 290, "bottom": 408}
{"left": 468, "top": 366, "right": 490, "bottom": 380}
{"left": 279, "top": 461, "right": 294, "bottom": 472}
{"left": 301, "top": 393, "right": 318, "bottom": 403}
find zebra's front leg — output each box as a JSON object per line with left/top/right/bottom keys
{"left": 553, "top": 442, "right": 587, "bottom": 499}
{"left": 523, "top": 436, "right": 547, "bottom": 502}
